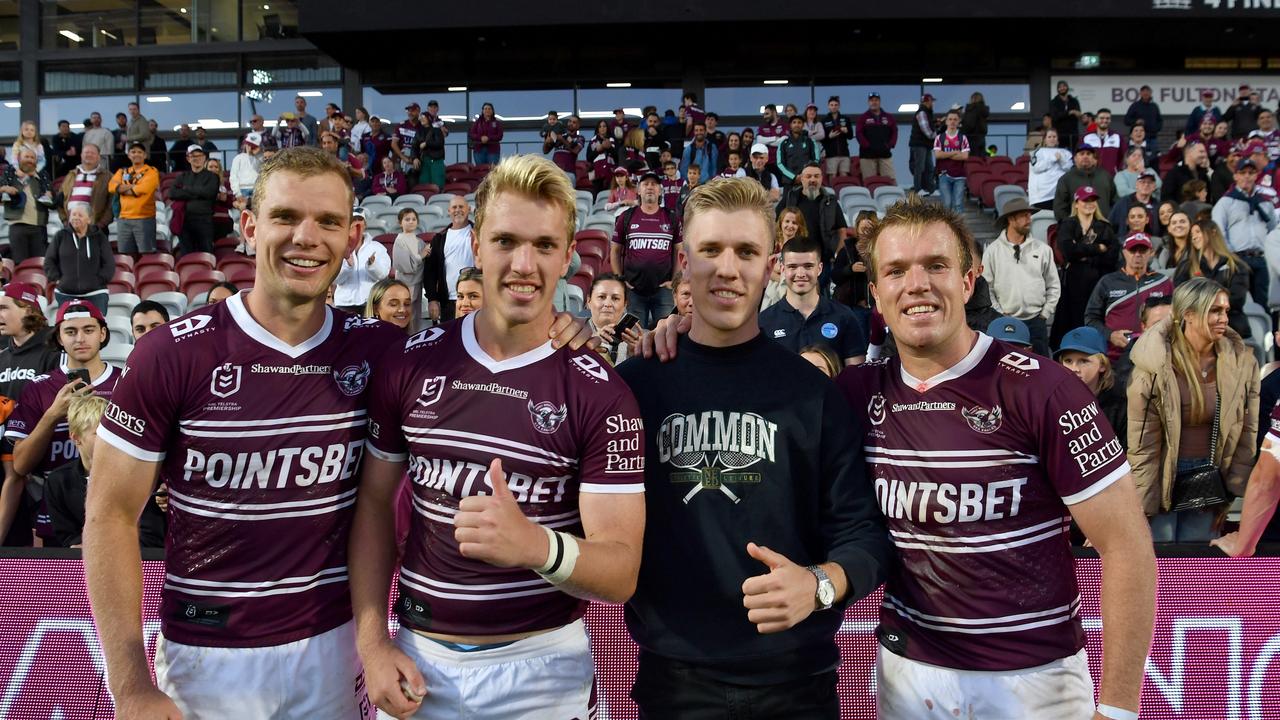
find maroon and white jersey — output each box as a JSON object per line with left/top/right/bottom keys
{"left": 7, "top": 360, "right": 119, "bottom": 475}
{"left": 96, "top": 293, "right": 404, "bottom": 648}
{"left": 365, "top": 312, "right": 645, "bottom": 637}
{"left": 837, "top": 334, "right": 1130, "bottom": 671}
{"left": 660, "top": 177, "right": 684, "bottom": 211}
{"left": 1265, "top": 398, "right": 1280, "bottom": 446}
{"left": 613, "top": 206, "right": 681, "bottom": 294}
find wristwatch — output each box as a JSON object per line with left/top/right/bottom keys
{"left": 807, "top": 565, "right": 836, "bottom": 610}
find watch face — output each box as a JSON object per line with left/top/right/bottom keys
{"left": 817, "top": 581, "right": 836, "bottom": 607}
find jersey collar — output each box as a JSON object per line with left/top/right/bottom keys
{"left": 461, "top": 311, "right": 555, "bottom": 374}
{"left": 899, "top": 332, "right": 992, "bottom": 393}
{"left": 226, "top": 291, "right": 333, "bottom": 359}
{"left": 58, "top": 357, "right": 116, "bottom": 387}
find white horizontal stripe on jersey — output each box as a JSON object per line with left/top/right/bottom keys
{"left": 180, "top": 409, "right": 367, "bottom": 428}
{"left": 1060, "top": 462, "right": 1131, "bottom": 506}
{"left": 399, "top": 571, "right": 563, "bottom": 601}
{"left": 580, "top": 482, "right": 645, "bottom": 494}
{"left": 96, "top": 425, "right": 166, "bottom": 462}
{"left": 179, "top": 419, "right": 367, "bottom": 438}
{"left": 884, "top": 594, "right": 1079, "bottom": 635}
{"left": 405, "top": 436, "right": 575, "bottom": 468}
{"left": 167, "top": 566, "right": 347, "bottom": 589}
{"left": 165, "top": 568, "right": 349, "bottom": 598}
{"left": 4, "top": 430, "right": 28, "bottom": 440}
{"left": 170, "top": 494, "right": 356, "bottom": 521}
{"left": 167, "top": 487, "right": 358, "bottom": 512}
{"left": 865, "top": 447, "right": 1038, "bottom": 461}
{"left": 866, "top": 456, "right": 1039, "bottom": 468}
{"left": 889, "top": 516, "right": 1070, "bottom": 545}
{"left": 404, "top": 428, "right": 576, "bottom": 465}
{"left": 891, "top": 522, "right": 1070, "bottom": 554}
{"left": 400, "top": 566, "right": 547, "bottom": 592}
{"left": 409, "top": 496, "right": 582, "bottom": 530}
{"left": 366, "top": 444, "right": 408, "bottom": 463}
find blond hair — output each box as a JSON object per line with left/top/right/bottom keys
{"left": 67, "top": 395, "right": 108, "bottom": 440}
{"left": 473, "top": 154, "right": 577, "bottom": 247}
{"left": 1170, "top": 277, "right": 1229, "bottom": 423}
{"left": 861, "top": 194, "right": 975, "bottom": 281}
{"left": 364, "top": 277, "right": 410, "bottom": 320}
{"left": 252, "top": 146, "right": 355, "bottom": 217}
{"left": 682, "top": 177, "right": 775, "bottom": 248}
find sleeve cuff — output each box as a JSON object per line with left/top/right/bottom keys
{"left": 829, "top": 545, "right": 888, "bottom": 607}
{"left": 4, "top": 430, "right": 27, "bottom": 441}
{"left": 580, "top": 482, "right": 646, "bottom": 494}
{"left": 1061, "top": 462, "right": 1131, "bottom": 506}
{"left": 365, "top": 443, "right": 408, "bottom": 463}
{"left": 96, "top": 425, "right": 166, "bottom": 463}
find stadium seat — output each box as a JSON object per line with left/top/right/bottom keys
{"left": 218, "top": 254, "right": 255, "bottom": 275}
{"left": 442, "top": 182, "right": 471, "bottom": 195}
{"left": 108, "top": 292, "right": 142, "bottom": 316}
{"left": 1030, "top": 212, "right": 1055, "bottom": 243}
{"left": 410, "top": 183, "right": 440, "bottom": 196}
{"left": 106, "top": 315, "right": 133, "bottom": 344}
{"left": 100, "top": 342, "right": 133, "bottom": 364}
{"left": 374, "top": 233, "right": 396, "bottom": 258}
{"left": 838, "top": 185, "right": 872, "bottom": 202}
{"left": 13, "top": 270, "right": 46, "bottom": 295}
{"left": 394, "top": 193, "right": 426, "bottom": 207}
{"left": 967, "top": 170, "right": 992, "bottom": 198}
{"left": 175, "top": 251, "right": 216, "bottom": 273}
{"left": 564, "top": 284, "right": 584, "bottom": 314}
{"left": 135, "top": 253, "right": 176, "bottom": 276}
{"left": 992, "top": 185, "right": 1027, "bottom": 215}
{"left": 114, "top": 255, "right": 136, "bottom": 273}
{"left": 842, "top": 197, "right": 879, "bottom": 221}
{"left": 14, "top": 257, "right": 43, "bottom": 273}
{"left": 361, "top": 195, "right": 392, "bottom": 209}
{"left": 575, "top": 235, "right": 608, "bottom": 264}
{"left": 862, "top": 175, "right": 895, "bottom": 194}
{"left": 109, "top": 270, "right": 137, "bottom": 295}
{"left": 138, "top": 271, "right": 180, "bottom": 299}
{"left": 987, "top": 156, "right": 1014, "bottom": 173}
{"left": 148, "top": 290, "right": 188, "bottom": 319}
{"left": 873, "top": 186, "right": 906, "bottom": 203}
{"left": 568, "top": 273, "right": 591, "bottom": 298}
{"left": 979, "top": 178, "right": 1003, "bottom": 209}
{"left": 181, "top": 268, "right": 227, "bottom": 302}
{"left": 223, "top": 264, "right": 256, "bottom": 286}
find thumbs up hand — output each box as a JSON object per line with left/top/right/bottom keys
{"left": 454, "top": 459, "right": 544, "bottom": 569}
{"left": 740, "top": 542, "right": 818, "bottom": 634}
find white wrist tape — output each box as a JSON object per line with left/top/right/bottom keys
{"left": 535, "top": 524, "right": 580, "bottom": 585}
{"left": 1097, "top": 704, "right": 1139, "bottom": 720}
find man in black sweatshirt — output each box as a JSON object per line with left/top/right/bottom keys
{"left": 617, "top": 177, "right": 891, "bottom": 718}
{"left": 167, "top": 144, "right": 220, "bottom": 254}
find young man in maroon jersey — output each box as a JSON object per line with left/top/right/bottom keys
{"left": 351, "top": 154, "right": 646, "bottom": 719}
{"left": 840, "top": 197, "right": 1155, "bottom": 720}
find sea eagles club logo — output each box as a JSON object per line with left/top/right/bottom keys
{"left": 209, "top": 363, "right": 241, "bottom": 398}
{"left": 868, "top": 393, "right": 887, "bottom": 426}
{"left": 529, "top": 401, "right": 568, "bottom": 434}
{"left": 962, "top": 404, "right": 1003, "bottom": 434}
{"left": 334, "top": 361, "right": 371, "bottom": 396}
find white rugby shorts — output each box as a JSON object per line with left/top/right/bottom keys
{"left": 153, "top": 620, "right": 373, "bottom": 719}
{"left": 877, "top": 645, "right": 1095, "bottom": 720}
{"left": 386, "top": 619, "right": 594, "bottom": 720}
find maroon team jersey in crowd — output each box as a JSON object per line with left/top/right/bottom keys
{"left": 97, "top": 293, "right": 404, "bottom": 648}
{"left": 1266, "top": 400, "right": 1280, "bottom": 445}
{"left": 612, "top": 206, "right": 681, "bottom": 294}
{"left": 660, "top": 177, "right": 683, "bottom": 211}
{"left": 365, "top": 313, "right": 645, "bottom": 637}
{"left": 7, "top": 360, "right": 119, "bottom": 475}
{"left": 837, "top": 334, "right": 1130, "bottom": 671}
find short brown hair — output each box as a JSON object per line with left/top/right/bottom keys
{"left": 252, "top": 146, "right": 355, "bottom": 219}
{"left": 683, "top": 177, "right": 774, "bottom": 249}
{"left": 861, "top": 194, "right": 975, "bottom": 282}
{"left": 473, "top": 154, "right": 576, "bottom": 248}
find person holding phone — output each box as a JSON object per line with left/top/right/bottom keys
{"left": 587, "top": 273, "right": 640, "bottom": 364}
{"left": 4, "top": 300, "right": 118, "bottom": 545}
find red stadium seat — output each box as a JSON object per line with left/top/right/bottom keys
{"left": 139, "top": 271, "right": 179, "bottom": 299}
{"left": 138, "top": 264, "right": 177, "bottom": 284}
{"left": 410, "top": 183, "right": 440, "bottom": 196}
{"left": 14, "top": 257, "right": 43, "bottom": 273}
{"left": 1047, "top": 224, "right": 1063, "bottom": 267}
{"left": 114, "top": 255, "right": 135, "bottom": 273}
{"left": 223, "top": 264, "right": 255, "bottom": 286}
{"left": 568, "top": 274, "right": 590, "bottom": 297}
{"left": 181, "top": 268, "right": 227, "bottom": 302}
{"left": 445, "top": 163, "right": 470, "bottom": 174}
{"left": 862, "top": 175, "right": 894, "bottom": 193}
{"left": 979, "top": 178, "right": 1003, "bottom": 209}
{"left": 442, "top": 182, "right": 471, "bottom": 195}
{"left": 967, "top": 170, "right": 992, "bottom": 199}
{"left": 108, "top": 270, "right": 136, "bottom": 295}
{"left": 135, "top": 252, "right": 175, "bottom": 277}
{"left": 374, "top": 233, "right": 396, "bottom": 259}
{"left": 988, "top": 156, "right": 1014, "bottom": 172}
{"left": 175, "top": 251, "right": 216, "bottom": 272}
{"left": 217, "top": 254, "right": 256, "bottom": 276}
{"left": 573, "top": 264, "right": 595, "bottom": 285}
{"left": 575, "top": 235, "right": 608, "bottom": 263}
{"left": 13, "top": 270, "right": 45, "bottom": 296}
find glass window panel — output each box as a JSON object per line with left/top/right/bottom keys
{"left": 239, "top": 86, "right": 338, "bottom": 129}
{"left": 242, "top": 1, "right": 299, "bottom": 41}
{"left": 987, "top": 122, "right": 1033, "bottom": 158}
{"left": 39, "top": 94, "right": 136, "bottom": 134}
{"left": 42, "top": 0, "right": 137, "bottom": 49}
{"left": 576, "top": 87, "right": 683, "bottom": 122}
{"left": 143, "top": 55, "right": 238, "bottom": 90}
{"left": 43, "top": 59, "right": 136, "bottom": 94}
{"left": 361, "top": 88, "right": 467, "bottom": 123}
{"left": 139, "top": 0, "right": 224, "bottom": 45}
{"left": 705, "top": 86, "right": 811, "bottom": 117}
{"left": 813, "top": 85, "right": 921, "bottom": 115}
{"left": 0, "top": 63, "right": 18, "bottom": 97}
{"left": 929, "top": 84, "right": 1030, "bottom": 115}
{"left": 0, "top": 99, "right": 21, "bottom": 136}
{"left": 0, "top": 1, "right": 17, "bottom": 50}
{"left": 144, "top": 91, "right": 239, "bottom": 133}
{"left": 244, "top": 53, "right": 339, "bottom": 87}
{"left": 468, "top": 89, "right": 574, "bottom": 122}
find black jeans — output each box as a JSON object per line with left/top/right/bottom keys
{"left": 1024, "top": 315, "right": 1051, "bottom": 358}
{"left": 631, "top": 653, "right": 839, "bottom": 720}
{"left": 9, "top": 224, "right": 47, "bottom": 265}
{"left": 181, "top": 215, "right": 215, "bottom": 254}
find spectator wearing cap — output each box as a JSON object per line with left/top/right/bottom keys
{"left": 932, "top": 109, "right": 971, "bottom": 214}
{"left": 108, "top": 141, "right": 160, "bottom": 255}
{"left": 0, "top": 281, "right": 61, "bottom": 407}
{"left": 1243, "top": 140, "right": 1280, "bottom": 209}
{"left": 982, "top": 198, "right": 1060, "bottom": 356}
{"left": 1123, "top": 86, "right": 1163, "bottom": 153}
{"left": 907, "top": 94, "right": 937, "bottom": 194}
{"left": 801, "top": 103, "right": 826, "bottom": 147}
{"left": 364, "top": 115, "right": 393, "bottom": 170}
{"left": 610, "top": 171, "right": 681, "bottom": 329}
{"left": 230, "top": 132, "right": 263, "bottom": 201}
{"left": 1185, "top": 89, "right": 1221, "bottom": 137}
{"left": 1212, "top": 158, "right": 1275, "bottom": 307}
{"left": 759, "top": 235, "right": 865, "bottom": 365}
{"left": 0, "top": 148, "right": 54, "bottom": 264}
{"left": 1055, "top": 326, "right": 1128, "bottom": 451}
{"left": 777, "top": 114, "right": 821, "bottom": 187}
{"left": 273, "top": 111, "right": 309, "bottom": 149}
{"left": 1162, "top": 140, "right": 1213, "bottom": 206}
{"left": 1082, "top": 108, "right": 1127, "bottom": 175}
{"left": 293, "top": 95, "right": 319, "bottom": 146}
{"left": 1224, "top": 84, "right": 1263, "bottom": 139}
{"left": 1085, "top": 231, "right": 1173, "bottom": 361}
{"left": 1050, "top": 80, "right": 1084, "bottom": 150}
{"left": 1115, "top": 147, "right": 1162, "bottom": 200}
{"left": 56, "top": 143, "right": 111, "bottom": 231}
{"left": 391, "top": 102, "right": 424, "bottom": 177}
{"left": 756, "top": 104, "right": 787, "bottom": 164}
{"left": 680, "top": 121, "right": 717, "bottom": 182}
{"left": 418, "top": 100, "right": 449, "bottom": 188}
{"left": 1053, "top": 185, "right": 1118, "bottom": 346}
{"left": 45, "top": 203, "right": 112, "bottom": 315}
{"left": 820, "top": 96, "right": 853, "bottom": 177}
{"left": 1110, "top": 168, "right": 1162, "bottom": 236}
{"left": 745, "top": 143, "right": 783, "bottom": 202}
{"left": 333, "top": 207, "right": 390, "bottom": 314}
{"left": 987, "top": 316, "right": 1032, "bottom": 348}
{"left": 1052, "top": 143, "right": 1116, "bottom": 222}
{"left": 469, "top": 102, "right": 503, "bottom": 166}
{"left": 193, "top": 125, "right": 217, "bottom": 155}
{"left": 856, "top": 92, "right": 897, "bottom": 180}
{"left": 166, "top": 144, "right": 219, "bottom": 254}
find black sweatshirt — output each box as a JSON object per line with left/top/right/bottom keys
{"left": 617, "top": 333, "right": 891, "bottom": 684}
{"left": 166, "top": 168, "right": 220, "bottom": 217}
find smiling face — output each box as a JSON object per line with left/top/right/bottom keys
{"left": 242, "top": 170, "right": 358, "bottom": 307}
{"left": 869, "top": 222, "right": 975, "bottom": 358}
{"left": 682, "top": 208, "right": 772, "bottom": 347}
{"left": 472, "top": 191, "right": 573, "bottom": 332}
{"left": 782, "top": 249, "right": 822, "bottom": 297}
{"left": 455, "top": 278, "right": 483, "bottom": 316}
{"left": 375, "top": 283, "right": 412, "bottom": 328}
